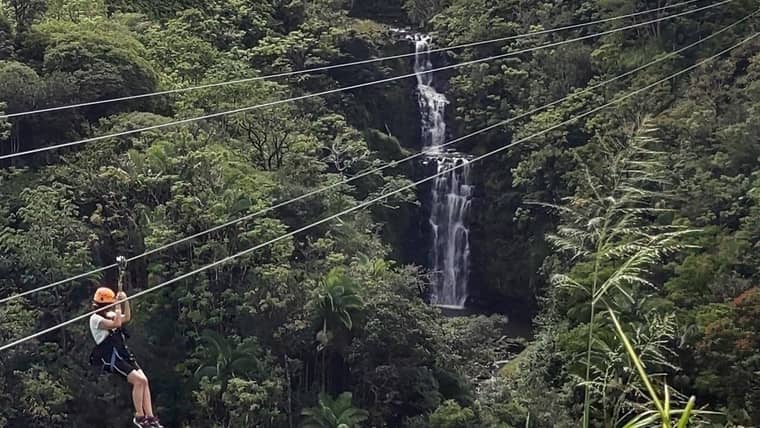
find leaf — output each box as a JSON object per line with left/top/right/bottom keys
{"left": 676, "top": 397, "right": 696, "bottom": 428}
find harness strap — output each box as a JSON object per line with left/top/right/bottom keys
{"left": 109, "top": 347, "right": 121, "bottom": 368}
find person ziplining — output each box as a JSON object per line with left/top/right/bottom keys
{"left": 88, "top": 257, "right": 164, "bottom": 428}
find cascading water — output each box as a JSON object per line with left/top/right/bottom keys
{"left": 412, "top": 34, "right": 473, "bottom": 308}
{"left": 414, "top": 35, "right": 448, "bottom": 153}
{"left": 428, "top": 157, "right": 473, "bottom": 307}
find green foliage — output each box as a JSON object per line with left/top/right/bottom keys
{"left": 301, "top": 392, "right": 368, "bottom": 428}
{"left": 0, "top": 0, "right": 471, "bottom": 426}
{"left": 190, "top": 325, "right": 285, "bottom": 425}
{"left": 403, "top": 0, "right": 449, "bottom": 25}
{"left": 34, "top": 19, "right": 158, "bottom": 118}
{"left": 0, "top": 102, "right": 10, "bottom": 141}
{"left": 250, "top": 17, "right": 344, "bottom": 72}
{"left": 222, "top": 377, "right": 284, "bottom": 426}
{"left": 343, "top": 265, "right": 458, "bottom": 424}
{"left": 0, "top": 12, "right": 13, "bottom": 58}
{"left": 194, "top": 331, "right": 261, "bottom": 382}
{"left": 0, "top": 61, "right": 43, "bottom": 115}
{"left": 545, "top": 120, "right": 698, "bottom": 427}
{"left": 693, "top": 287, "right": 760, "bottom": 424}
{"left": 15, "top": 365, "right": 73, "bottom": 427}
{"left": 45, "top": 0, "right": 106, "bottom": 21}
{"left": 2, "top": 0, "right": 47, "bottom": 32}
{"left": 1, "top": 0, "right": 759, "bottom": 427}
{"left": 0, "top": 183, "right": 95, "bottom": 302}
{"left": 316, "top": 268, "right": 363, "bottom": 340}
{"left": 141, "top": 11, "right": 221, "bottom": 85}
{"left": 427, "top": 400, "right": 478, "bottom": 428}
{"left": 607, "top": 309, "right": 700, "bottom": 428}
{"left": 440, "top": 315, "right": 513, "bottom": 382}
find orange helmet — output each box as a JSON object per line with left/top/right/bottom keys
{"left": 93, "top": 287, "right": 116, "bottom": 304}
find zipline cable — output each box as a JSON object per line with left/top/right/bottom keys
{"left": 1, "top": 8, "right": 754, "bottom": 306}
{"left": 0, "top": 0, "right": 732, "bottom": 161}
{"left": 2, "top": 28, "right": 756, "bottom": 353}
{"left": 0, "top": 0, "right": 706, "bottom": 120}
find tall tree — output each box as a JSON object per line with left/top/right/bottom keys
{"left": 3, "top": 0, "right": 46, "bottom": 32}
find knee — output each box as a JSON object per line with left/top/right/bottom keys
{"left": 130, "top": 373, "right": 148, "bottom": 387}
{"left": 138, "top": 371, "right": 150, "bottom": 387}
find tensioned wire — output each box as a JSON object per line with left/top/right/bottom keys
{"left": 1, "top": 7, "right": 754, "bottom": 306}
{"left": 1, "top": 28, "right": 756, "bottom": 353}
{"left": 0, "top": 0, "right": 733, "bottom": 161}
{"left": 0, "top": 0, "right": 705, "bottom": 120}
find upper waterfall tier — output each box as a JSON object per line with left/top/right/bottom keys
{"left": 413, "top": 34, "right": 449, "bottom": 153}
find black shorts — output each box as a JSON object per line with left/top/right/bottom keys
{"left": 101, "top": 348, "right": 141, "bottom": 379}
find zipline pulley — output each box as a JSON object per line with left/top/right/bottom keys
{"left": 116, "top": 256, "right": 127, "bottom": 293}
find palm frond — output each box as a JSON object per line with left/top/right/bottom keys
{"left": 545, "top": 118, "right": 704, "bottom": 428}
{"left": 550, "top": 274, "right": 589, "bottom": 294}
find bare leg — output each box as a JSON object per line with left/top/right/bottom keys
{"left": 137, "top": 369, "right": 154, "bottom": 417}
{"left": 127, "top": 371, "right": 146, "bottom": 417}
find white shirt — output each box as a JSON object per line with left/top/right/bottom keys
{"left": 89, "top": 313, "right": 116, "bottom": 344}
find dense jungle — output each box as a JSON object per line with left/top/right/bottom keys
{"left": 0, "top": 0, "right": 758, "bottom": 427}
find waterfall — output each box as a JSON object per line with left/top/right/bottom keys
{"left": 413, "top": 35, "right": 448, "bottom": 153}
{"left": 412, "top": 34, "right": 473, "bottom": 308}
{"left": 429, "top": 157, "right": 473, "bottom": 307}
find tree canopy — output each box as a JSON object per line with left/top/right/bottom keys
{"left": 0, "top": 0, "right": 759, "bottom": 426}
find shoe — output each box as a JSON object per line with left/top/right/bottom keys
{"left": 133, "top": 416, "right": 152, "bottom": 428}
{"left": 147, "top": 416, "right": 164, "bottom": 428}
